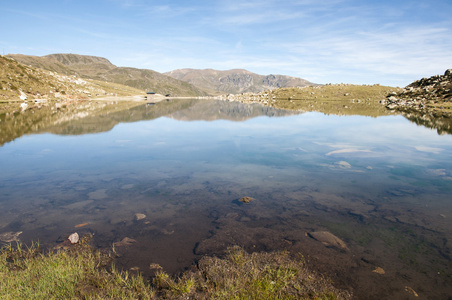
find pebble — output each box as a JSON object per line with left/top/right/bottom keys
{"left": 68, "top": 232, "right": 79, "bottom": 244}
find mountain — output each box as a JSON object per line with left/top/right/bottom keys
{"left": 8, "top": 53, "right": 317, "bottom": 96}
{"left": 7, "top": 54, "right": 207, "bottom": 97}
{"left": 164, "top": 68, "right": 317, "bottom": 94}
{"left": 0, "top": 55, "right": 142, "bottom": 102}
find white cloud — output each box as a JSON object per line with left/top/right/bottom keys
{"left": 275, "top": 24, "right": 452, "bottom": 85}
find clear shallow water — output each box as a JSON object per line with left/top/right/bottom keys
{"left": 1, "top": 99, "right": 452, "bottom": 299}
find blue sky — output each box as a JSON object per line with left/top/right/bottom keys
{"left": 1, "top": 0, "right": 451, "bottom": 86}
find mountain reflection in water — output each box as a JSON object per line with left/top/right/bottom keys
{"left": 0, "top": 98, "right": 452, "bottom": 299}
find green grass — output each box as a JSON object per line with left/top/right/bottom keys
{"left": 1, "top": 242, "right": 351, "bottom": 299}
{"left": 0, "top": 240, "right": 154, "bottom": 299}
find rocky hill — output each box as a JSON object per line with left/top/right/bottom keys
{"left": 0, "top": 55, "right": 142, "bottom": 104}
{"left": 384, "top": 69, "right": 452, "bottom": 115}
{"left": 7, "top": 54, "right": 207, "bottom": 97}
{"left": 164, "top": 68, "right": 316, "bottom": 95}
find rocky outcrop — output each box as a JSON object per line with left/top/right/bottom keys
{"left": 383, "top": 69, "right": 452, "bottom": 114}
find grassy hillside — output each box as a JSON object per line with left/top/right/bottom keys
{"left": 5, "top": 54, "right": 78, "bottom": 76}
{"left": 8, "top": 54, "right": 208, "bottom": 97}
{"left": 100, "top": 67, "right": 206, "bottom": 97}
{"left": 0, "top": 55, "right": 142, "bottom": 104}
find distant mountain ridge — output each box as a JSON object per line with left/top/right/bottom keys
{"left": 165, "top": 68, "right": 317, "bottom": 94}
{"left": 8, "top": 54, "right": 207, "bottom": 97}
{"left": 7, "top": 53, "right": 317, "bottom": 96}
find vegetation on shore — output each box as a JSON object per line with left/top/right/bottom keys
{"left": 1, "top": 241, "right": 351, "bottom": 299}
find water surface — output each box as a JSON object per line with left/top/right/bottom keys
{"left": 1, "top": 99, "right": 451, "bottom": 299}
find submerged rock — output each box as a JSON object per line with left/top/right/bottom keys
{"left": 74, "top": 222, "right": 89, "bottom": 228}
{"left": 405, "top": 286, "right": 419, "bottom": 297}
{"left": 0, "top": 231, "right": 22, "bottom": 243}
{"left": 239, "top": 196, "right": 254, "bottom": 204}
{"left": 308, "top": 231, "right": 348, "bottom": 250}
{"left": 135, "top": 213, "right": 146, "bottom": 221}
{"left": 114, "top": 237, "right": 137, "bottom": 247}
{"left": 372, "top": 267, "right": 385, "bottom": 275}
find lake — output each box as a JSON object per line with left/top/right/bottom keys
{"left": 1, "top": 98, "right": 451, "bottom": 299}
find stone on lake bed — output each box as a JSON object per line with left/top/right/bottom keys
{"left": 372, "top": 267, "right": 385, "bottom": 275}
{"left": 114, "top": 237, "right": 137, "bottom": 247}
{"left": 308, "top": 231, "right": 348, "bottom": 250}
{"left": 239, "top": 196, "right": 254, "bottom": 203}
{"left": 135, "top": 213, "right": 146, "bottom": 220}
{"left": 0, "top": 231, "right": 22, "bottom": 243}
{"left": 405, "top": 286, "right": 419, "bottom": 297}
